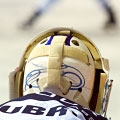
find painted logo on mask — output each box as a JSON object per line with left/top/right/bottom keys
{"left": 25, "top": 63, "right": 85, "bottom": 91}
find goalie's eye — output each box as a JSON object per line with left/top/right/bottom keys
{"left": 71, "top": 40, "right": 79, "bottom": 46}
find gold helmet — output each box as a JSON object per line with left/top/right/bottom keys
{"left": 9, "top": 27, "right": 112, "bottom": 115}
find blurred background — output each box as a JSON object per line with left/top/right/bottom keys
{"left": 0, "top": 0, "right": 120, "bottom": 119}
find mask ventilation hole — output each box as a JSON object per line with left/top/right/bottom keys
{"left": 29, "top": 84, "right": 32, "bottom": 88}
{"left": 71, "top": 40, "right": 79, "bottom": 46}
{"left": 39, "top": 38, "right": 48, "bottom": 44}
{"left": 78, "top": 87, "right": 82, "bottom": 92}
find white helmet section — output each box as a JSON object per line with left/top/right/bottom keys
{"left": 23, "top": 35, "right": 95, "bottom": 108}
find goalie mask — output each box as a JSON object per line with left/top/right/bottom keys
{"left": 9, "top": 27, "right": 112, "bottom": 115}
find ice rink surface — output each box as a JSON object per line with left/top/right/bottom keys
{"left": 0, "top": 0, "right": 120, "bottom": 119}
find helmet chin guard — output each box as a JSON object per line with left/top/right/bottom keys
{"left": 9, "top": 27, "right": 112, "bottom": 116}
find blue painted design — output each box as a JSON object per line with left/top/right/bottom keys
{"left": 65, "top": 35, "right": 72, "bottom": 46}
{"left": 45, "top": 36, "right": 54, "bottom": 45}
{"left": 25, "top": 63, "right": 47, "bottom": 91}
{"left": 101, "top": 79, "right": 108, "bottom": 113}
{"left": 61, "top": 64, "right": 85, "bottom": 90}
{"left": 45, "top": 35, "right": 72, "bottom": 46}
{"left": 25, "top": 63, "right": 85, "bottom": 91}
{"left": 101, "top": 98, "right": 105, "bottom": 112}
{"left": 31, "top": 62, "right": 46, "bottom": 68}
{"left": 105, "top": 80, "right": 108, "bottom": 92}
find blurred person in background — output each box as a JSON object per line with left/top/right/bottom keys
{"left": 21, "top": 0, "right": 58, "bottom": 29}
{"left": 98, "top": 0, "right": 117, "bottom": 28}
{"left": 20, "top": 0, "right": 117, "bottom": 29}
